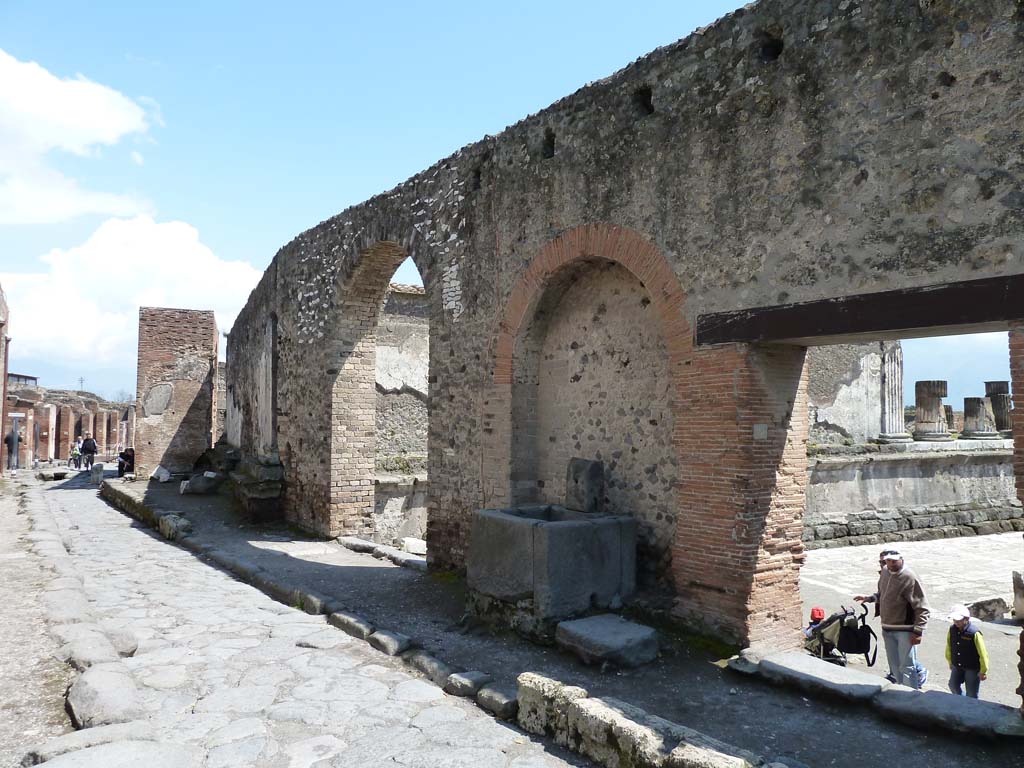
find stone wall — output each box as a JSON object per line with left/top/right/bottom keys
{"left": 511, "top": 261, "right": 677, "bottom": 586}
{"left": 226, "top": 0, "right": 1024, "bottom": 648}
{"left": 375, "top": 286, "right": 428, "bottom": 470}
{"left": 371, "top": 475, "right": 428, "bottom": 544}
{"left": 135, "top": 308, "right": 218, "bottom": 477}
{"left": 805, "top": 441, "right": 1022, "bottom": 547}
{"left": 807, "top": 343, "right": 892, "bottom": 445}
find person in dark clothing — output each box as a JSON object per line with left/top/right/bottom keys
{"left": 4, "top": 430, "right": 20, "bottom": 470}
{"left": 117, "top": 447, "right": 135, "bottom": 477}
{"left": 80, "top": 432, "right": 98, "bottom": 470}
{"left": 945, "top": 604, "right": 989, "bottom": 698}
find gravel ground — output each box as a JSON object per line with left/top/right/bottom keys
{"left": 0, "top": 480, "right": 72, "bottom": 767}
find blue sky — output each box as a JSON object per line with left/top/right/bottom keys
{"left": 0, "top": 1, "right": 1010, "bottom": 408}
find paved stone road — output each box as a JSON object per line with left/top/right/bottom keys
{"left": 0, "top": 480, "right": 72, "bottom": 767}
{"left": 802, "top": 534, "right": 1023, "bottom": 706}
{"left": 11, "top": 477, "right": 579, "bottom": 767}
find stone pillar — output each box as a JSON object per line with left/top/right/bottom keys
{"left": 943, "top": 404, "right": 955, "bottom": 431}
{"left": 986, "top": 381, "right": 1013, "bottom": 436}
{"left": 961, "top": 397, "right": 1000, "bottom": 439}
{"left": 94, "top": 410, "right": 108, "bottom": 458}
{"left": 33, "top": 404, "right": 56, "bottom": 461}
{"left": 913, "top": 381, "right": 952, "bottom": 441}
{"left": 79, "top": 410, "right": 95, "bottom": 439}
{"left": 127, "top": 405, "right": 136, "bottom": 447}
{"left": 879, "top": 344, "right": 910, "bottom": 442}
{"left": 56, "top": 406, "right": 73, "bottom": 460}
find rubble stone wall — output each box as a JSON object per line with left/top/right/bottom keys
{"left": 375, "top": 287, "right": 428, "bottom": 469}
{"left": 135, "top": 308, "right": 218, "bottom": 476}
{"left": 226, "top": 0, "right": 1024, "bottom": 647}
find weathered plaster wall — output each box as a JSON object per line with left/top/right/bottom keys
{"left": 135, "top": 308, "right": 218, "bottom": 476}
{"left": 226, "top": 0, "right": 1024, "bottom": 646}
{"left": 372, "top": 475, "right": 428, "bottom": 544}
{"left": 807, "top": 343, "right": 891, "bottom": 444}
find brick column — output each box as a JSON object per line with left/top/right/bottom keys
{"left": 79, "top": 410, "right": 95, "bottom": 439}
{"left": 94, "top": 410, "right": 108, "bottom": 458}
{"left": 33, "top": 405, "right": 56, "bottom": 461}
{"left": 1008, "top": 327, "right": 1024, "bottom": 715}
{"left": 56, "top": 406, "right": 72, "bottom": 460}
{"left": 673, "top": 343, "right": 808, "bottom": 650}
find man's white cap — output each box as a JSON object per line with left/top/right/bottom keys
{"left": 947, "top": 604, "right": 971, "bottom": 621}
{"left": 882, "top": 550, "right": 903, "bottom": 561}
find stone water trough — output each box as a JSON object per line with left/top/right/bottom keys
{"left": 466, "top": 459, "right": 637, "bottom": 633}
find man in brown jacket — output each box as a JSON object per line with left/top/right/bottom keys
{"left": 856, "top": 549, "right": 930, "bottom": 689}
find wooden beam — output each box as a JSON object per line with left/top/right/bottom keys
{"left": 695, "top": 273, "right": 1024, "bottom": 346}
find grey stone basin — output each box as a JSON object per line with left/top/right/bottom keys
{"left": 466, "top": 504, "right": 637, "bottom": 619}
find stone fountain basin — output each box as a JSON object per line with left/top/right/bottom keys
{"left": 467, "top": 505, "right": 637, "bottom": 619}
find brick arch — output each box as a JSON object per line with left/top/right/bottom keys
{"left": 485, "top": 223, "right": 808, "bottom": 650}
{"left": 493, "top": 224, "right": 692, "bottom": 387}
{"left": 483, "top": 223, "right": 692, "bottom": 578}
{"left": 324, "top": 239, "right": 413, "bottom": 537}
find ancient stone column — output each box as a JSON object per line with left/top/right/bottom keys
{"left": 961, "top": 397, "right": 1000, "bottom": 439}
{"left": 878, "top": 343, "right": 911, "bottom": 442}
{"left": 914, "top": 380, "right": 952, "bottom": 441}
{"left": 944, "top": 404, "right": 955, "bottom": 432}
{"left": 986, "top": 381, "right": 1013, "bottom": 435}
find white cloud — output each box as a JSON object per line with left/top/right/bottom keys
{"left": 0, "top": 48, "right": 154, "bottom": 224}
{"left": 131, "top": 151, "right": 144, "bottom": 166}
{"left": 0, "top": 216, "right": 263, "bottom": 367}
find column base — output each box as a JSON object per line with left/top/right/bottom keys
{"left": 913, "top": 432, "right": 954, "bottom": 442}
{"left": 960, "top": 431, "right": 1002, "bottom": 440}
{"left": 877, "top": 433, "right": 912, "bottom": 443}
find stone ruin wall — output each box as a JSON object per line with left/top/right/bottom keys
{"left": 225, "top": 0, "right": 1024, "bottom": 646}
{"left": 375, "top": 286, "right": 428, "bottom": 472}
{"left": 807, "top": 342, "right": 891, "bottom": 445}
{"left": 135, "top": 308, "right": 218, "bottom": 477}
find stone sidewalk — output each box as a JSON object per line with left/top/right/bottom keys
{"left": 0, "top": 481, "right": 71, "bottom": 767}
{"left": 9, "top": 475, "right": 583, "bottom": 767}
{"left": 801, "top": 534, "right": 1023, "bottom": 706}
{"left": 91, "top": 474, "right": 1024, "bottom": 768}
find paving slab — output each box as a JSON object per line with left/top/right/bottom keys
{"left": 555, "top": 615, "right": 658, "bottom": 667}
{"left": 874, "top": 688, "right": 1021, "bottom": 737}
{"left": 758, "top": 652, "right": 888, "bottom": 703}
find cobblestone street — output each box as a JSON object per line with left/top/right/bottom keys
{"left": 0, "top": 477, "right": 578, "bottom": 767}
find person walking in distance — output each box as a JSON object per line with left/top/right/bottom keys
{"left": 855, "top": 549, "right": 930, "bottom": 689}
{"left": 945, "top": 604, "right": 989, "bottom": 698}
{"left": 80, "top": 432, "right": 98, "bottom": 470}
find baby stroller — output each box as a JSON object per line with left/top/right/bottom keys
{"left": 805, "top": 603, "right": 877, "bottom": 667}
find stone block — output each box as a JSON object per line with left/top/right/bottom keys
{"left": 556, "top": 614, "right": 658, "bottom": 667}
{"left": 368, "top": 630, "right": 410, "bottom": 656}
{"left": 444, "top": 671, "right": 492, "bottom": 697}
{"left": 873, "top": 688, "right": 1019, "bottom": 736}
{"left": 151, "top": 466, "right": 172, "bottom": 483}
{"left": 401, "top": 536, "right": 427, "bottom": 555}
{"left": 516, "top": 672, "right": 588, "bottom": 747}
{"left": 567, "top": 696, "right": 759, "bottom": 768}
{"left": 337, "top": 536, "right": 377, "bottom": 553}
{"left": 328, "top": 610, "right": 374, "bottom": 640}
{"left": 34, "top": 741, "right": 205, "bottom": 768}
{"left": 476, "top": 684, "right": 518, "bottom": 720}
{"left": 966, "top": 597, "right": 1007, "bottom": 621}
{"left": 21, "top": 721, "right": 153, "bottom": 766}
{"left": 157, "top": 514, "right": 192, "bottom": 541}
{"left": 404, "top": 650, "right": 454, "bottom": 686}
{"left": 66, "top": 666, "right": 143, "bottom": 728}
{"left": 565, "top": 457, "right": 604, "bottom": 514}
{"left": 759, "top": 651, "right": 887, "bottom": 702}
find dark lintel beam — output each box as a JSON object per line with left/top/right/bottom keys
{"left": 695, "top": 273, "right": 1024, "bottom": 346}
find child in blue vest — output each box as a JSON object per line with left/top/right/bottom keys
{"left": 945, "top": 605, "right": 989, "bottom": 698}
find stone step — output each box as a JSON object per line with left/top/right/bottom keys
{"left": 555, "top": 614, "right": 658, "bottom": 668}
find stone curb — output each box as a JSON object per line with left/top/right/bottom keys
{"left": 338, "top": 535, "right": 428, "bottom": 571}
{"left": 746, "top": 651, "right": 1024, "bottom": 739}
{"left": 517, "top": 672, "right": 766, "bottom": 768}
{"left": 97, "top": 480, "right": 767, "bottom": 768}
